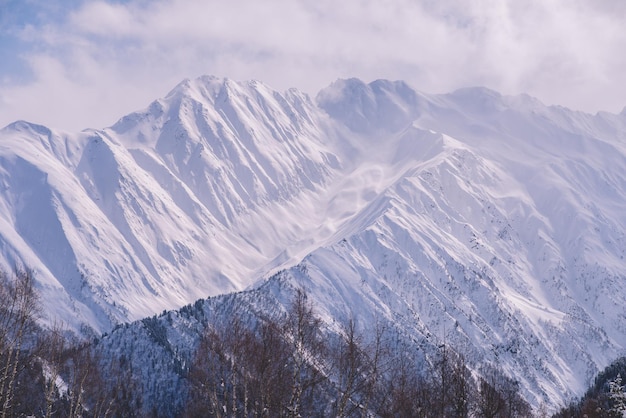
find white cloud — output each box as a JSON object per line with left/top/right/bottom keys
{"left": 1, "top": 0, "right": 626, "bottom": 130}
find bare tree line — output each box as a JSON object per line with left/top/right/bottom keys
{"left": 183, "top": 288, "right": 532, "bottom": 417}
{"left": 0, "top": 270, "right": 135, "bottom": 417}
{"left": 1, "top": 271, "right": 532, "bottom": 417}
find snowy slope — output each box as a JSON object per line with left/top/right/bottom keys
{"left": 1, "top": 75, "right": 626, "bottom": 408}
{"left": 0, "top": 76, "right": 344, "bottom": 332}
{"left": 313, "top": 80, "right": 626, "bottom": 404}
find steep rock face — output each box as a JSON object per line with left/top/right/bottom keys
{"left": 1, "top": 76, "right": 626, "bottom": 410}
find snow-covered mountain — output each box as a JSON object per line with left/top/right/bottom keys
{"left": 1, "top": 75, "right": 626, "bottom": 408}
{"left": 0, "top": 76, "right": 343, "bottom": 332}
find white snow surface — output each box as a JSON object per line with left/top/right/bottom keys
{"left": 1, "top": 75, "right": 626, "bottom": 407}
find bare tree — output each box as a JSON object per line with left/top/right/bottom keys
{"left": 379, "top": 348, "right": 430, "bottom": 418}
{"left": 186, "top": 325, "right": 230, "bottom": 417}
{"left": 187, "top": 288, "right": 330, "bottom": 416}
{"left": 448, "top": 352, "right": 473, "bottom": 418}
{"left": 358, "top": 320, "right": 389, "bottom": 416}
{"left": 477, "top": 375, "right": 505, "bottom": 418}
{"left": 102, "top": 353, "right": 142, "bottom": 417}
{"left": 283, "top": 289, "right": 327, "bottom": 417}
{"left": 431, "top": 344, "right": 474, "bottom": 418}
{"left": 241, "top": 319, "right": 291, "bottom": 416}
{"left": 53, "top": 341, "right": 117, "bottom": 418}
{"left": 0, "top": 269, "right": 40, "bottom": 418}
{"left": 39, "top": 325, "right": 67, "bottom": 418}
{"left": 186, "top": 313, "right": 296, "bottom": 417}
{"left": 332, "top": 318, "right": 365, "bottom": 417}
{"left": 476, "top": 366, "right": 531, "bottom": 418}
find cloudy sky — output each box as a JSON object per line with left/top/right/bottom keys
{"left": 1, "top": 0, "right": 626, "bottom": 131}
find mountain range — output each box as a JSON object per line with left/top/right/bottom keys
{"left": 1, "top": 75, "right": 626, "bottom": 409}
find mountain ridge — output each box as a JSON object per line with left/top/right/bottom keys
{"left": 1, "top": 75, "right": 626, "bottom": 409}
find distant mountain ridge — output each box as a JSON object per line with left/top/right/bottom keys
{"left": 1, "top": 75, "right": 626, "bottom": 408}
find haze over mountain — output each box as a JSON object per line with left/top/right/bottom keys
{"left": 1, "top": 75, "right": 625, "bottom": 408}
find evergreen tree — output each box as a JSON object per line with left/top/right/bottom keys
{"left": 609, "top": 374, "right": 626, "bottom": 418}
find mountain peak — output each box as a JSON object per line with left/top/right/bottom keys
{"left": 163, "top": 75, "right": 277, "bottom": 105}
{"left": 317, "top": 78, "right": 426, "bottom": 133}
{"left": 2, "top": 120, "right": 53, "bottom": 136}
{"left": 449, "top": 85, "right": 502, "bottom": 99}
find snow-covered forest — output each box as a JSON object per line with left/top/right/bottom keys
{"left": 4, "top": 269, "right": 626, "bottom": 417}
{"left": 0, "top": 269, "right": 530, "bottom": 416}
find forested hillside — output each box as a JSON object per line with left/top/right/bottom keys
{"left": 1, "top": 269, "right": 534, "bottom": 417}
